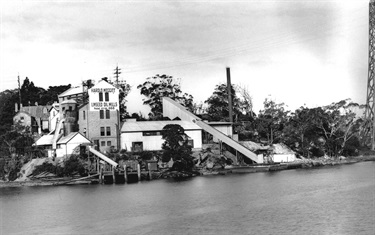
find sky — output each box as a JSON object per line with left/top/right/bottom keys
{"left": 0, "top": 0, "right": 370, "bottom": 116}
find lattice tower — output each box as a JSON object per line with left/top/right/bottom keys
{"left": 365, "top": 0, "right": 375, "bottom": 149}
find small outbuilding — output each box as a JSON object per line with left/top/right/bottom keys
{"left": 34, "top": 132, "right": 91, "bottom": 158}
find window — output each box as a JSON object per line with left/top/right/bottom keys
{"left": 94, "top": 140, "right": 99, "bottom": 151}
{"left": 100, "top": 127, "right": 105, "bottom": 136}
{"left": 20, "top": 116, "right": 24, "bottom": 120}
{"left": 106, "top": 127, "right": 111, "bottom": 136}
{"left": 53, "top": 111, "right": 55, "bottom": 116}
{"left": 99, "top": 92, "right": 103, "bottom": 101}
{"left": 142, "top": 131, "right": 161, "bottom": 136}
{"left": 105, "top": 92, "right": 109, "bottom": 101}
{"left": 107, "top": 141, "right": 111, "bottom": 147}
{"left": 100, "top": 110, "right": 104, "bottom": 119}
{"left": 83, "top": 111, "right": 86, "bottom": 120}
{"left": 105, "top": 110, "right": 110, "bottom": 119}
{"left": 101, "top": 141, "right": 105, "bottom": 147}
{"left": 132, "top": 142, "right": 143, "bottom": 152}
{"left": 69, "top": 106, "right": 72, "bottom": 111}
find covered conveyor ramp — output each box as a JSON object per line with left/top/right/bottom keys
{"left": 88, "top": 146, "right": 118, "bottom": 167}
{"left": 162, "top": 97, "right": 261, "bottom": 163}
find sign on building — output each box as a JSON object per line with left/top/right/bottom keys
{"left": 88, "top": 81, "right": 119, "bottom": 111}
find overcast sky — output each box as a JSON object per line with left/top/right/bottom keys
{"left": 0, "top": 0, "right": 369, "bottom": 115}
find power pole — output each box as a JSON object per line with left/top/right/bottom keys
{"left": 365, "top": 0, "right": 375, "bottom": 149}
{"left": 17, "top": 74, "right": 22, "bottom": 106}
{"left": 114, "top": 65, "right": 121, "bottom": 86}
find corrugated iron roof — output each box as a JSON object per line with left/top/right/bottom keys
{"left": 57, "top": 132, "right": 78, "bottom": 144}
{"left": 121, "top": 121, "right": 202, "bottom": 133}
{"left": 19, "top": 105, "right": 51, "bottom": 119}
{"left": 34, "top": 134, "right": 54, "bottom": 146}
{"left": 58, "top": 86, "right": 85, "bottom": 98}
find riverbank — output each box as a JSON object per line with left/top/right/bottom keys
{"left": 1, "top": 155, "right": 375, "bottom": 188}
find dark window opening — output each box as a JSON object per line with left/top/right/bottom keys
{"left": 142, "top": 131, "right": 161, "bottom": 136}
{"left": 105, "top": 110, "right": 110, "bottom": 119}
{"left": 100, "top": 110, "right": 104, "bottom": 119}
{"left": 106, "top": 127, "right": 111, "bottom": 136}
{"left": 132, "top": 142, "right": 143, "bottom": 152}
{"left": 100, "top": 127, "right": 105, "bottom": 136}
{"left": 105, "top": 92, "right": 109, "bottom": 101}
{"left": 99, "top": 92, "right": 103, "bottom": 101}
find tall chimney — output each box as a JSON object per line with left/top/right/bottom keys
{"left": 15, "top": 103, "right": 18, "bottom": 113}
{"left": 226, "top": 67, "right": 233, "bottom": 123}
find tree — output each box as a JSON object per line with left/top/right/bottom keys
{"left": 283, "top": 107, "right": 324, "bottom": 157}
{"left": 102, "top": 77, "right": 131, "bottom": 121}
{"left": 0, "top": 89, "right": 18, "bottom": 134}
{"left": 315, "top": 99, "right": 363, "bottom": 157}
{"left": 205, "top": 83, "right": 243, "bottom": 122}
{"left": 137, "top": 74, "right": 194, "bottom": 120}
{"left": 40, "top": 84, "right": 72, "bottom": 105}
{"left": 114, "top": 80, "right": 131, "bottom": 121}
{"left": 161, "top": 124, "right": 194, "bottom": 171}
{"left": 236, "top": 85, "right": 254, "bottom": 118}
{"left": 20, "top": 77, "right": 46, "bottom": 106}
{"left": 255, "top": 98, "right": 289, "bottom": 144}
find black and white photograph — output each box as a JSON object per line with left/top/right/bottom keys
{"left": 1, "top": 0, "right": 374, "bottom": 234}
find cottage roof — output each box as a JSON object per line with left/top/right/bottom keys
{"left": 57, "top": 132, "right": 91, "bottom": 144}
{"left": 34, "top": 134, "right": 54, "bottom": 146}
{"left": 19, "top": 105, "right": 51, "bottom": 119}
{"left": 272, "top": 143, "right": 295, "bottom": 154}
{"left": 121, "top": 121, "right": 202, "bottom": 133}
{"left": 240, "top": 141, "right": 270, "bottom": 151}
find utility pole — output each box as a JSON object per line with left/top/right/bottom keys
{"left": 17, "top": 74, "right": 22, "bottom": 106}
{"left": 226, "top": 67, "right": 233, "bottom": 124}
{"left": 114, "top": 65, "right": 121, "bottom": 86}
{"left": 365, "top": 0, "right": 375, "bottom": 149}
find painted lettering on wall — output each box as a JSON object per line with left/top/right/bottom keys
{"left": 90, "top": 88, "right": 116, "bottom": 93}
{"left": 91, "top": 102, "right": 118, "bottom": 110}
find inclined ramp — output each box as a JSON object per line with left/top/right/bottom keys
{"left": 88, "top": 146, "right": 118, "bottom": 167}
{"left": 162, "top": 97, "right": 261, "bottom": 163}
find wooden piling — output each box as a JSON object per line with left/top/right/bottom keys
{"left": 124, "top": 165, "right": 128, "bottom": 182}
{"left": 112, "top": 166, "right": 115, "bottom": 184}
{"left": 148, "top": 163, "right": 152, "bottom": 180}
{"left": 99, "top": 165, "right": 103, "bottom": 184}
{"left": 137, "top": 164, "right": 141, "bottom": 181}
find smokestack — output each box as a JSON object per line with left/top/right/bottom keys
{"left": 15, "top": 103, "right": 18, "bottom": 113}
{"left": 226, "top": 67, "right": 233, "bottom": 123}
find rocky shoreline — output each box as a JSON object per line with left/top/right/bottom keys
{"left": 1, "top": 155, "right": 375, "bottom": 188}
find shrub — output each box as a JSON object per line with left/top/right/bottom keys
{"left": 32, "top": 162, "right": 57, "bottom": 176}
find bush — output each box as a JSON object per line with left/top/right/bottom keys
{"left": 32, "top": 162, "right": 57, "bottom": 176}
{"left": 310, "top": 146, "right": 325, "bottom": 157}
{"left": 62, "top": 155, "right": 86, "bottom": 176}
{"left": 342, "top": 137, "right": 360, "bottom": 157}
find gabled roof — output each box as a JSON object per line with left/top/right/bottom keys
{"left": 121, "top": 120, "right": 202, "bottom": 133}
{"left": 57, "top": 132, "right": 91, "bottom": 144}
{"left": 58, "top": 86, "right": 85, "bottom": 98}
{"left": 19, "top": 105, "right": 51, "bottom": 119}
{"left": 34, "top": 132, "right": 90, "bottom": 146}
{"left": 34, "top": 134, "right": 55, "bottom": 146}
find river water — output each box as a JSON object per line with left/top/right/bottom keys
{"left": 1, "top": 162, "right": 374, "bottom": 235}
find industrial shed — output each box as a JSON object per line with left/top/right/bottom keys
{"left": 120, "top": 120, "right": 202, "bottom": 152}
